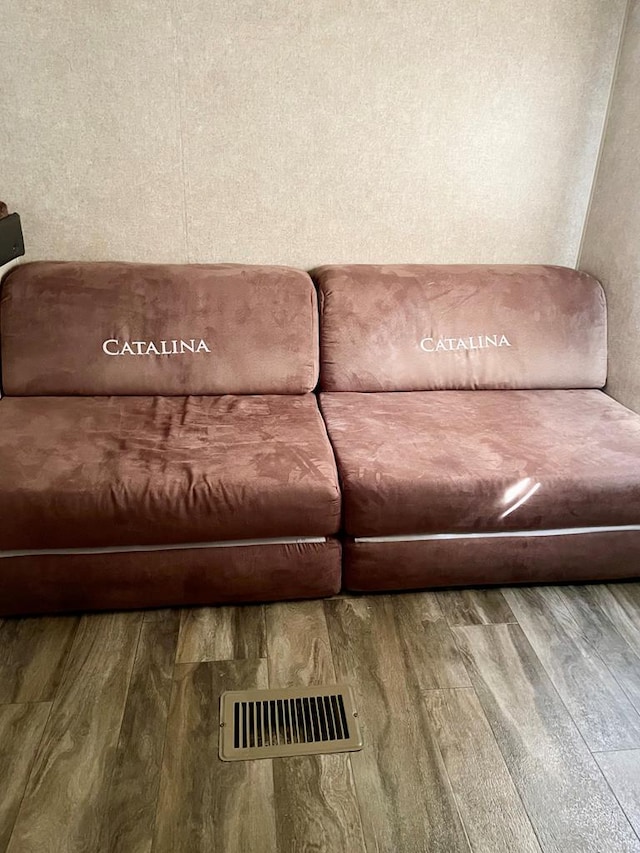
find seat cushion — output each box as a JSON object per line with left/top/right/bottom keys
{"left": 0, "top": 394, "right": 340, "bottom": 550}
{"left": 320, "top": 389, "right": 640, "bottom": 536}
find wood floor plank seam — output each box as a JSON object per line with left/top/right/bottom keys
{"left": 555, "top": 586, "right": 640, "bottom": 722}
{"left": 94, "top": 615, "right": 145, "bottom": 853}
{"left": 322, "top": 601, "right": 373, "bottom": 853}
{"left": 31, "top": 615, "right": 84, "bottom": 712}
{"left": 499, "top": 613, "right": 609, "bottom": 762}
{"left": 325, "top": 597, "right": 472, "bottom": 852}
{"left": 593, "top": 747, "right": 640, "bottom": 755}
{"left": 265, "top": 603, "right": 298, "bottom": 853}
{"left": 518, "top": 621, "right": 620, "bottom": 741}
{"left": 595, "top": 750, "right": 640, "bottom": 842}
{"left": 2, "top": 701, "right": 54, "bottom": 853}
{"left": 177, "top": 605, "right": 267, "bottom": 664}
{"left": 102, "top": 613, "right": 176, "bottom": 853}
{"left": 426, "top": 684, "right": 543, "bottom": 853}
{"left": 393, "top": 593, "right": 472, "bottom": 690}
{"left": 447, "top": 623, "right": 548, "bottom": 853}
{"left": 390, "top": 602, "right": 476, "bottom": 849}
{"left": 323, "top": 693, "right": 370, "bottom": 852}
{"left": 152, "top": 658, "right": 277, "bottom": 852}
{"left": 148, "top": 662, "right": 179, "bottom": 853}
{"left": 269, "top": 750, "right": 282, "bottom": 853}
{"left": 0, "top": 616, "right": 80, "bottom": 705}
{"left": 438, "top": 589, "right": 517, "bottom": 627}
{"left": 593, "top": 757, "right": 640, "bottom": 845}
{"left": 591, "top": 647, "right": 640, "bottom": 721}
{"left": 552, "top": 587, "right": 640, "bottom": 706}
{"left": 451, "top": 621, "right": 640, "bottom": 852}
{"left": 5, "top": 613, "right": 144, "bottom": 853}
{"left": 345, "top": 755, "right": 368, "bottom": 853}
{"left": 106, "top": 610, "right": 181, "bottom": 853}
{"left": 417, "top": 707, "right": 474, "bottom": 853}
{"left": 601, "top": 585, "right": 640, "bottom": 653}
{"left": 4, "top": 608, "right": 83, "bottom": 849}
{"left": 602, "top": 784, "right": 640, "bottom": 845}
{"left": 504, "top": 588, "right": 640, "bottom": 753}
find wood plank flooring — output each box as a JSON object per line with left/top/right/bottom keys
{"left": 503, "top": 587, "right": 640, "bottom": 751}
{"left": 266, "top": 602, "right": 366, "bottom": 853}
{"left": 0, "top": 582, "right": 640, "bottom": 852}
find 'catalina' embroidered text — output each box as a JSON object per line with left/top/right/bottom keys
{"left": 419, "top": 334, "right": 512, "bottom": 353}
{"left": 102, "top": 339, "right": 211, "bottom": 356}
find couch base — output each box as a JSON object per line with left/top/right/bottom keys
{"left": 0, "top": 538, "right": 341, "bottom": 617}
{"left": 344, "top": 530, "right": 640, "bottom": 591}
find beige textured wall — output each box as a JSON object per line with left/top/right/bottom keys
{"left": 1, "top": 0, "right": 627, "bottom": 268}
{"left": 580, "top": 1, "right": 640, "bottom": 413}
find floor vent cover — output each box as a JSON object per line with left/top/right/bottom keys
{"left": 219, "top": 684, "right": 363, "bottom": 761}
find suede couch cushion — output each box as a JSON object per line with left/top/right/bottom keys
{"left": 343, "top": 534, "right": 640, "bottom": 592}
{"left": 0, "top": 394, "right": 340, "bottom": 550}
{"left": 1, "top": 262, "right": 318, "bottom": 395}
{"left": 0, "top": 540, "right": 342, "bottom": 616}
{"left": 320, "top": 389, "right": 640, "bottom": 536}
{"left": 313, "top": 264, "right": 607, "bottom": 391}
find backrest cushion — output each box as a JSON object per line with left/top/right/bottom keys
{"left": 1, "top": 262, "right": 318, "bottom": 395}
{"left": 313, "top": 264, "right": 607, "bottom": 391}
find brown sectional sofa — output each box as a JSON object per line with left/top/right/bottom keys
{"left": 0, "top": 262, "right": 341, "bottom": 615}
{"left": 0, "top": 261, "right": 638, "bottom": 615}
{"left": 314, "top": 264, "right": 640, "bottom": 591}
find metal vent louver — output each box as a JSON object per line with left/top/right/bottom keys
{"left": 219, "top": 683, "right": 363, "bottom": 761}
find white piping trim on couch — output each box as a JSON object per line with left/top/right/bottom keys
{"left": 355, "top": 525, "right": 640, "bottom": 544}
{"left": 0, "top": 536, "right": 327, "bottom": 559}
